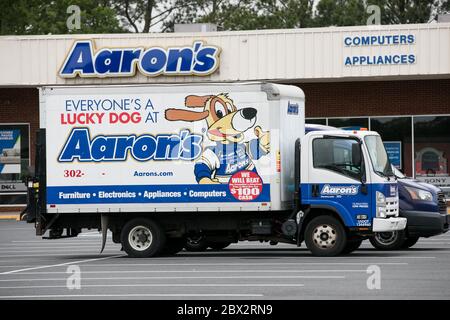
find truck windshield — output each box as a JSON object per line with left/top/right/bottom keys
{"left": 313, "top": 137, "right": 362, "bottom": 181}
{"left": 364, "top": 135, "right": 394, "bottom": 178}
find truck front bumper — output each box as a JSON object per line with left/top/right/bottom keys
{"left": 401, "top": 210, "right": 449, "bottom": 238}
{"left": 372, "top": 217, "right": 407, "bottom": 232}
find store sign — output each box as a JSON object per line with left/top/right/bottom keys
{"left": 59, "top": 40, "right": 221, "bottom": 78}
{"left": 0, "top": 129, "right": 21, "bottom": 174}
{"left": 384, "top": 141, "right": 402, "bottom": 169}
{"left": 416, "top": 176, "right": 450, "bottom": 187}
{"left": 343, "top": 34, "right": 416, "bottom": 66}
{"left": 0, "top": 182, "right": 26, "bottom": 192}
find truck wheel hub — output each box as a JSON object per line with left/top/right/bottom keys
{"left": 375, "top": 232, "right": 397, "bottom": 245}
{"left": 129, "top": 226, "right": 153, "bottom": 251}
{"left": 313, "top": 225, "right": 336, "bottom": 248}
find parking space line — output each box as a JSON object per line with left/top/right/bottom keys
{"left": 0, "top": 254, "right": 124, "bottom": 275}
{"left": 0, "top": 245, "right": 103, "bottom": 249}
{"left": 410, "top": 242, "right": 450, "bottom": 244}
{"left": 2, "top": 269, "right": 369, "bottom": 275}
{"left": 0, "top": 283, "right": 305, "bottom": 289}
{"left": 0, "top": 253, "right": 439, "bottom": 258}
{"left": 0, "top": 247, "right": 112, "bottom": 251}
{"left": 0, "top": 262, "right": 409, "bottom": 268}
{"left": 0, "top": 252, "right": 120, "bottom": 258}
{"left": 0, "top": 248, "right": 120, "bottom": 253}
{"left": 0, "top": 293, "right": 264, "bottom": 299}
{"left": 11, "top": 240, "right": 105, "bottom": 243}
{"left": 0, "top": 275, "right": 345, "bottom": 281}
{"left": 0, "top": 251, "right": 441, "bottom": 259}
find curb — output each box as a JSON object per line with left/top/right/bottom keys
{"left": 0, "top": 214, "right": 20, "bottom": 221}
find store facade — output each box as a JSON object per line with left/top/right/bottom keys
{"left": 0, "top": 23, "right": 449, "bottom": 208}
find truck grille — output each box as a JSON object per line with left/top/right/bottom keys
{"left": 438, "top": 192, "right": 447, "bottom": 214}
{"left": 386, "top": 197, "right": 399, "bottom": 217}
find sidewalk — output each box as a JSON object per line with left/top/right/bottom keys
{"left": 0, "top": 212, "right": 21, "bottom": 221}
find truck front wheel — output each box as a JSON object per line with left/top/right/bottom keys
{"left": 304, "top": 216, "right": 347, "bottom": 256}
{"left": 121, "top": 218, "right": 166, "bottom": 258}
{"left": 369, "top": 231, "right": 406, "bottom": 250}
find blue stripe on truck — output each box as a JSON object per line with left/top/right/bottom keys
{"left": 46, "top": 184, "right": 271, "bottom": 204}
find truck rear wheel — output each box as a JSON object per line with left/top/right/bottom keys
{"left": 369, "top": 231, "right": 406, "bottom": 250}
{"left": 185, "top": 235, "right": 208, "bottom": 252}
{"left": 121, "top": 218, "right": 166, "bottom": 258}
{"left": 304, "top": 216, "right": 347, "bottom": 256}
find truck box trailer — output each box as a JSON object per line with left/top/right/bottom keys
{"left": 26, "top": 82, "right": 406, "bottom": 257}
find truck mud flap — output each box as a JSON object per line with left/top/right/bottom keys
{"left": 35, "top": 129, "right": 48, "bottom": 236}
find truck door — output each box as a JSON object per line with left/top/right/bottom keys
{"left": 305, "top": 135, "right": 372, "bottom": 227}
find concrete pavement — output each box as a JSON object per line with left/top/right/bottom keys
{"left": 0, "top": 220, "right": 450, "bottom": 300}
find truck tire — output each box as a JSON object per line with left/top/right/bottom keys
{"left": 208, "top": 242, "right": 231, "bottom": 250}
{"left": 162, "top": 238, "right": 186, "bottom": 255}
{"left": 304, "top": 216, "right": 347, "bottom": 257}
{"left": 342, "top": 239, "right": 363, "bottom": 254}
{"left": 121, "top": 218, "right": 166, "bottom": 258}
{"left": 401, "top": 237, "right": 419, "bottom": 249}
{"left": 185, "top": 235, "right": 208, "bottom": 252}
{"left": 369, "top": 231, "right": 406, "bottom": 250}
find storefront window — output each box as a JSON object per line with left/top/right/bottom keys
{"left": 0, "top": 124, "right": 30, "bottom": 206}
{"left": 328, "top": 117, "right": 368, "bottom": 129}
{"left": 413, "top": 116, "right": 450, "bottom": 197}
{"left": 305, "top": 118, "right": 326, "bottom": 125}
{"left": 370, "top": 117, "right": 412, "bottom": 177}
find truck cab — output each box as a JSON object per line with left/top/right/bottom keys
{"left": 298, "top": 127, "right": 406, "bottom": 255}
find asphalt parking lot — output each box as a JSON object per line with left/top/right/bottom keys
{"left": 0, "top": 219, "right": 450, "bottom": 300}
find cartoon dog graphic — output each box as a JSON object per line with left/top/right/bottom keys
{"left": 165, "top": 94, "right": 270, "bottom": 184}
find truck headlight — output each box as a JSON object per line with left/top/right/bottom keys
{"left": 405, "top": 186, "right": 433, "bottom": 202}
{"left": 376, "top": 191, "right": 386, "bottom": 204}
{"left": 377, "top": 206, "right": 386, "bottom": 218}
{"left": 376, "top": 191, "right": 386, "bottom": 218}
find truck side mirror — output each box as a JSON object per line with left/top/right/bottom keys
{"left": 352, "top": 143, "right": 361, "bottom": 166}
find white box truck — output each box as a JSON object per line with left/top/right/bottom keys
{"left": 25, "top": 82, "right": 406, "bottom": 257}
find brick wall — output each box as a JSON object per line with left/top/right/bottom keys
{"left": 299, "top": 78, "right": 450, "bottom": 118}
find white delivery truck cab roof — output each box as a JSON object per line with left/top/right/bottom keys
{"left": 40, "top": 82, "right": 305, "bottom": 213}
{"left": 302, "top": 129, "right": 388, "bottom": 185}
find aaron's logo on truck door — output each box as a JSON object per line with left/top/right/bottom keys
{"left": 321, "top": 184, "right": 359, "bottom": 196}
{"left": 58, "top": 128, "right": 203, "bottom": 162}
